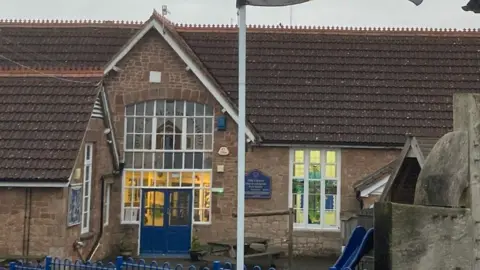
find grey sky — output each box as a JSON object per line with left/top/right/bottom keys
{"left": 0, "top": 0, "right": 479, "bottom": 29}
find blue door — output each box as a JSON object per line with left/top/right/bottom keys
{"left": 140, "top": 189, "right": 192, "bottom": 255}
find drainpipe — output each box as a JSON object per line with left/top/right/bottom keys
{"left": 22, "top": 188, "right": 28, "bottom": 256}
{"left": 26, "top": 188, "right": 32, "bottom": 256}
{"left": 85, "top": 175, "right": 108, "bottom": 261}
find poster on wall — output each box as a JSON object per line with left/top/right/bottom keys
{"left": 245, "top": 169, "right": 272, "bottom": 199}
{"left": 67, "top": 184, "right": 82, "bottom": 226}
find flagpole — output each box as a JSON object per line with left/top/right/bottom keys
{"left": 236, "top": 4, "right": 247, "bottom": 270}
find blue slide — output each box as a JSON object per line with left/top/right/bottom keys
{"left": 341, "top": 228, "right": 374, "bottom": 270}
{"left": 329, "top": 226, "right": 367, "bottom": 270}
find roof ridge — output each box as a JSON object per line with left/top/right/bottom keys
{"left": 174, "top": 23, "right": 480, "bottom": 35}
{"left": 0, "top": 19, "right": 144, "bottom": 28}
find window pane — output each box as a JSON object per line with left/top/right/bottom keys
{"left": 292, "top": 178, "right": 304, "bottom": 224}
{"left": 186, "top": 135, "right": 194, "bottom": 150}
{"left": 124, "top": 153, "right": 133, "bottom": 168}
{"left": 134, "top": 153, "right": 143, "bottom": 168}
{"left": 126, "top": 118, "right": 134, "bottom": 133}
{"left": 203, "top": 153, "right": 212, "bottom": 169}
{"left": 126, "top": 105, "right": 135, "bottom": 116}
{"left": 194, "top": 189, "right": 200, "bottom": 208}
{"left": 293, "top": 164, "right": 304, "bottom": 178}
{"left": 154, "top": 153, "right": 163, "bottom": 169}
{"left": 135, "top": 103, "right": 145, "bottom": 116}
{"left": 165, "top": 101, "right": 175, "bottom": 116}
{"left": 325, "top": 179, "right": 337, "bottom": 226}
{"left": 156, "top": 117, "right": 165, "bottom": 133}
{"left": 126, "top": 134, "right": 133, "bottom": 149}
{"left": 174, "top": 135, "right": 182, "bottom": 150}
{"left": 174, "top": 153, "right": 183, "bottom": 169}
{"left": 144, "top": 135, "right": 152, "bottom": 149}
{"left": 156, "top": 173, "right": 167, "bottom": 186}
{"left": 184, "top": 153, "right": 193, "bottom": 169}
{"left": 164, "top": 153, "right": 173, "bottom": 169}
{"left": 205, "top": 105, "right": 214, "bottom": 116}
{"left": 205, "top": 118, "right": 213, "bottom": 133}
{"left": 195, "top": 104, "right": 205, "bottom": 116}
{"left": 194, "top": 135, "right": 204, "bottom": 150}
{"left": 156, "top": 134, "right": 165, "bottom": 150}
{"left": 145, "top": 101, "right": 155, "bottom": 116}
{"left": 294, "top": 150, "right": 304, "bottom": 163}
{"left": 308, "top": 181, "right": 321, "bottom": 225}
{"left": 186, "top": 102, "right": 195, "bottom": 116}
{"left": 175, "top": 101, "right": 185, "bottom": 116}
{"left": 204, "top": 135, "right": 213, "bottom": 150}
{"left": 155, "top": 100, "right": 165, "bottom": 116}
{"left": 169, "top": 172, "right": 181, "bottom": 187}
{"left": 187, "top": 119, "right": 194, "bottom": 133}
{"left": 86, "top": 145, "right": 91, "bottom": 160}
{"left": 165, "top": 118, "right": 174, "bottom": 133}
{"left": 194, "top": 153, "right": 203, "bottom": 169}
{"left": 174, "top": 118, "right": 183, "bottom": 133}
{"left": 195, "top": 118, "right": 204, "bottom": 133}
{"left": 326, "top": 165, "right": 336, "bottom": 178}
{"left": 135, "top": 118, "right": 144, "bottom": 133}
{"left": 309, "top": 164, "right": 321, "bottom": 179}
{"left": 134, "top": 135, "right": 143, "bottom": 149}
{"left": 164, "top": 135, "right": 174, "bottom": 150}
{"left": 144, "top": 153, "right": 153, "bottom": 169}
{"left": 181, "top": 172, "right": 194, "bottom": 187}
{"left": 310, "top": 150, "right": 321, "bottom": 163}
{"left": 326, "top": 151, "right": 336, "bottom": 164}
{"left": 145, "top": 118, "right": 153, "bottom": 133}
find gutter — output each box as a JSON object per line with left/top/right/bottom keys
{"left": 99, "top": 85, "right": 121, "bottom": 173}
{"left": 252, "top": 143, "right": 403, "bottom": 150}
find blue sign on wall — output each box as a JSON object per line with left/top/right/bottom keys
{"left": 245, "top": 169, "right": 272, "bottom": 199}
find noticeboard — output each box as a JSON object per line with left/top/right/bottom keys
{"left": 245, "top": 169, "right": 272, "bottom": 199}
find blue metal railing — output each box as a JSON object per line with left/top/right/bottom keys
{"left": 6, "top": 256, "right": 275, "bottom": 270}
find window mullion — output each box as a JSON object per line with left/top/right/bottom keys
{"left": 303, "top": 150, "right": 309, "bottom": 227}
{"left": 152, "top": 117, "right": 157, "bottom": 150}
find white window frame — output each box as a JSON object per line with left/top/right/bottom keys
{"left": 103, "top": 183, "right": 111, "bottom": 226}
{"left": 288, "top": 148, "right": 341, "bottom": 231}
{"left": 121, "top": 100, "right": 214, "bottom": 225}
{"left": 81, "top": 143, "right": 93, "bottom": 234}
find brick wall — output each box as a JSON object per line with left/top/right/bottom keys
{"left": 103, "top": 28, "right": 401, "bottom": 257}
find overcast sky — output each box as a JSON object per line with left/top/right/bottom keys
{"left": 0, "top": 0, "right": 479, "bottom": 29}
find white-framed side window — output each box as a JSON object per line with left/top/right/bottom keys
{"left": 103, "top": 183, "right": 111, "bottom": 226}
{"left": 122, "top": 100, "right": 214, "bottom": 225}
{"left": 81, "top": 143, "right": 93, "bottom": 234}
{"left": 289, "top": 149, "right": 341, "bottom": 230}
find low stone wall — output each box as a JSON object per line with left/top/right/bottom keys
{"left": 374, "top": 202, "right": 474, "bottom": 270}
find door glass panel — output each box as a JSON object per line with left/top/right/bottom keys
{"left": 169, "top": 191, "right": 190, "bottom": 226}
{"left": 144, "top": 191, "right": 165, "bottom": 227}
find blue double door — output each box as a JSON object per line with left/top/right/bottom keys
{"left": 140, "top": 189, "right": 192, "bottom": 255}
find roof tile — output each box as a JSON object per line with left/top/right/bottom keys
{"left": 0, "top": 77, "right": 99, "bottom": 181}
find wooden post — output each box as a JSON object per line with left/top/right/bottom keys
{"left": 288, "top": 208, "right": 294, "bottom": 270}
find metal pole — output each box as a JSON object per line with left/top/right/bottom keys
{"left": 236, "top": 5, "right": 247, "bottom": 270}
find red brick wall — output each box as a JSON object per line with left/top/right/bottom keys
{"left": 102, "top": 28, "right": 402, "bottom": 256}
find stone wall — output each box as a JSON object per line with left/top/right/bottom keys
{"left": 0, "top": 187, "right": 67, "bottom": 257}
{"left": 375, "top": 202, "right": 473, "bottom": 270}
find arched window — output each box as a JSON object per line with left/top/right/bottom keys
{"left": 122, "top": 100, "right": 214, "bottom": 224}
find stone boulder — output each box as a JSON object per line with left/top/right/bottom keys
{"left": 414, "top": 130, "right": 469, "bottom": 207}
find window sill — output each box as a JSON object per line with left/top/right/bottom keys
{"left": 80, "top": 231, "right": 95, "bottom": 240}
{"left": 193, "top": 222, "right": 211, "bottom": 226}
{"left": 293, "top": 227, "right": 340, "bottom": 233}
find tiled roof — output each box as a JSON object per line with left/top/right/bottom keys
{"left": 0, "top": 22, "right": 139, "bottom": 70}
{"left": 2, "top": 19, "right": 480, "bottom": 146}
{"left": 178, "top": 27, "right": 480, "bottom": 145}
{"left": 0, "top": 76, "right": 100, "bottom": 182}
